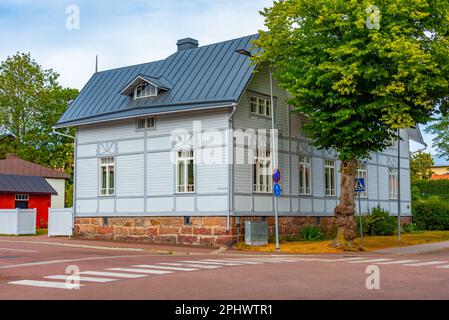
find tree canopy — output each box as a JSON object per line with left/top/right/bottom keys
{"left": 410, "top": 151, "right": 434, "bottom": 181}
{"left": 0, "top": 52, "right": 78, "bottom": 206}
{"left": 254, "top": 0, "right": 449, "bottom": 247}
{"left": 426, "top": 115, "right": 449, "bottom": 162}
{"left": 254, "top": 0, "right": 449, "bottom": 161}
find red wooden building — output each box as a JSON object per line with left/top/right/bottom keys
{"left": 0, "top": 155, "right": 70, "bottom": 229}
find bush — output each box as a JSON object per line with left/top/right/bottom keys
{"left": 411, "top": 185, "right": 422, "bottom": 202}
{"left": 412, "top": 180, "right": 449, "bottom": 203}
{"left": 357, "top": 206, "right": 397, "bottom": 236}
{"left": 413, "top": 197, "right": 449, "bottom": 230}
{"left": 300, "top": 225, "right": 324, "bottom": 241}
{"left": 402, "top": 223, "right": 421, "bottom": 233}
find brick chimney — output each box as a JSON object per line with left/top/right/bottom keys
{"left": 177, "top": 38, "right": 199, "bottom": 52}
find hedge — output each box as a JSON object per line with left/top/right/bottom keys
{"left": 412, "top": 180, "right": 449, "bottom": 202}
{"left": 413, "top": 197, "right": 449, "bottom": 230}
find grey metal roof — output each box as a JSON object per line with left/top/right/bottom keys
{"left": 56, "top": 34, "right": 259, "bottom": 128}
{"left": 0, "top": 174, "right": 57, "bottom": 195}
{"left": 407, "top": 126, "right": 426, "bottom": 146}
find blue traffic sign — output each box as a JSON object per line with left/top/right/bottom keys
{"left": 355, "top": 177, "right": 365, "bottom": 193}
{"left": 273, "top": 169, "right": 281, "bottom": 183}
{"left": 273, "top": 183, "right": 282, "bottom": 198}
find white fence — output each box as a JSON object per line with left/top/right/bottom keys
{"left": 48, "top": 208, "right": 74, "bottom": 237}
{"left": 0, "top": 209, "right": 36, "bottom": 235}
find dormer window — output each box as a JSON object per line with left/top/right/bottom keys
{"left": 134, "top": 82, "right": 158, "bottom": 99}
{"left": 121, "top": 75, "right": 172, "bottom": 100}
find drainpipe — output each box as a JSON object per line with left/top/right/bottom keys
{"left": 227, "top": 103, "right": 237, "bottom": 231}
{"left": 52, "top": 128, "right": 77, "bottom": 234}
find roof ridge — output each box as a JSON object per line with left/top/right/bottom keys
{"left": 95, "top": 34, "right": 258, "bottom": 75}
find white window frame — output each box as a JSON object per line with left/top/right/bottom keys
{"left": 136, "top": 117, "right": 156, "bottom": 130}
{"left": 176, "top": 150, "right": 195, "bottom": 193}
{"left": 356, "top": 163, "right": 368, "bottom": 198}
{"left": 324, "top": 160, "right": 336, "bottom": 197}
{"left": 250, "top": 95, "right": 272, "bottom": 118}
{"left": 389, "top": 168, "right": 398, "bottom": 200}
{"left": 134, "top": 82, "right": 158, "bottom": 99}
{"left": 100, "top": 157, "right": 115, "bottom": 196}
{"left": 15, "top": 194, "right": 29, "bottom": 201}
{"left": 253, "top": 149, "right": 272, "bottom": 193}
{"left": 299, "top": 156, "right": 312, "bottom": 195}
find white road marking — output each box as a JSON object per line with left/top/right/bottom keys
{"left": 239, "top": 259, "right": 287, "bottom": 263}
{"left": 436, "top": 265, "right": 449, "bottom": 269}
{"left": 9, "top": 280, "right": 84, "bottom": 289}
{"left": 332, "top": 257, "right": 367, "bottom": 262}
{"left": 376, "top": 260, "right": 419, "bottom": 265}
{"left": 0, "top": 247, "right": 38, "bottom": 253}
{"left": 109, "top": 268, "right": 173, "bottom": 275}
{"left": 185, "top": 260, "right": 243, "bottom": 266}
{"left": 347, "top": 258, "right": 393, "bottom": 264}
{"left": 80, "top": 271, "right": 147, "bottom": 278}
{"left": 0, "top": 254, "right": 167, "bottom": 270}
{"left": 403, "top": 261, "right": 447, "bottom": 267}
{"left": 132, "top": 265, "right": 198, "bottom": 271}
{"left": 159, "top": 262, "right": 222, "bottom": 269}
{"left": 217, "top": 260, "right": 264, "bottom": 265}
{"left": 45, "top": 275, "right": 117, "bottom": 283}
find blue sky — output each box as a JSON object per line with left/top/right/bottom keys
{"left": 0, "top": 0, "right": 438, "bottom": 155}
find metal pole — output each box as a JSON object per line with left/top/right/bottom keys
{"left": 269, "top": 68, "right": 280, "bottom": 252}
{"left": 397, "top": 129, "right": 401, "bottom": 241}
{"left": 358, "top": 191, "right": 363, "bottom": 250}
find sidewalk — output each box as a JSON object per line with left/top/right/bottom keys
{"left": 0, "top": 235, "right": 220, "bottom": 255}
{"left": 374, "top": 241, "right": 449, "bottom": 255}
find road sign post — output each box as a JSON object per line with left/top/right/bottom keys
{"left": 355, "top": 177, "right": 365, "bottom": 250}
{"left": 273, "top": 169, "right": 281, "bottom": 252}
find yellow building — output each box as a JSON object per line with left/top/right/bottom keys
{"left": 432, "top": 156, "right": 449, "bottom": 180}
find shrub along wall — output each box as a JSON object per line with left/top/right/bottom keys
{"left": 411, "top": 180, "right": 449, "bottom": 230}
{"left": 413, "top": 198, "right": 449, "bottom": 230}
{"left": 412, "top": 180, "right": 449, "bottom": 202}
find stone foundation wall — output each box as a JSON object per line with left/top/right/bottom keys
{"left": 74, "top": 217, "right": 237, "bottom": 247}
{"left": 74, "top": 215, "right": 413, "bottom": 247}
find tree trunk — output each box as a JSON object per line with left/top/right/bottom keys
{"left": 332, "top": 159, "right": 358, "bottom": 250}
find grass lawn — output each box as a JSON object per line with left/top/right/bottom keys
{"left": 0, "top": 228, "right": 48, "bottom": 237}
{"left": 234, "top": 231, "right": 449, "bottom": 254}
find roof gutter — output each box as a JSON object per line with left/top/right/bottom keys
{"left": 227, "top": 103, "right": 237, "bottom": 231}
{"left": 51, "top": 128, "right": 75, "bottom": 139}
{"left": 51, "top": 128, "right": 77, "bottom": 234}
{"left": 55, "top": 103, "right": 235, "bottom": 129}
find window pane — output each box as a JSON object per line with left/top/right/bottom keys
{"left": 178, "top": 161, "right": 185, "bottom": 192}
{"left": 188, "top": 160, "right": 194, "bottom": 185}
{"left": 109, "top": 167, "right": 114, "bottom": 194}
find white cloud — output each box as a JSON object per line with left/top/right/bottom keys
{"left": 0, "top": 0, "right": 273, "bottom": 89}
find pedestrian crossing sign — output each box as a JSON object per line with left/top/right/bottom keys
{"left": 355, "top": 178, "right": 365, "bottom": 193}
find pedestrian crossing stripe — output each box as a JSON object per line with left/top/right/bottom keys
{"left": 108, "top": 268, "right": 173, "bottom": 275}
{"left": 9, "top": 280, "right": 84, "bottom": 289}
{"left": 45, "top": 275, "right": 117, "bottom": 283}
{"left": 132, "top": 265, "right": 199, "bottom": 271}
{"left": 80, "top": 271, "right": 147, "bottom": 278}
{"left": 9, "top": 257, "right": 449, "bottom": 291}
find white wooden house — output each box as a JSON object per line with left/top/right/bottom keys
{"left": 55, "top": 35, "right": 425, "bottom": 245}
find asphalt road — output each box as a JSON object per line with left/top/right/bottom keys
{"left": 1, "top": 238, "right": 449, "bottom": 300}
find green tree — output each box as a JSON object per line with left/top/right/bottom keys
{"left": 426, "top": 115, "right": 449, "bottom": 162}
{"left": 410, "top": 151, "right": 434, "bottom": 181}
{"left": 254, "top": 0, "right": 449, "bottom": 249}
{"left": 0, "top": 53, "right": 78, "bottom": 206}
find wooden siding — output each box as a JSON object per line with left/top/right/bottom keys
{"left": 232, "top": 65, "right": 412, "bottom": 217}
{"left": 75, "top": 109, "right": 230, "bottom": 217}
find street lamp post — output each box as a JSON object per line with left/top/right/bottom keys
{"left": 397, "top": 129, "right": 401, "bottom": 242}
{"left": 269, "top": 68, "right": 281, "bottom": 252}
{"left": 236, "top": 49, "right": 280, "bottom": 251}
